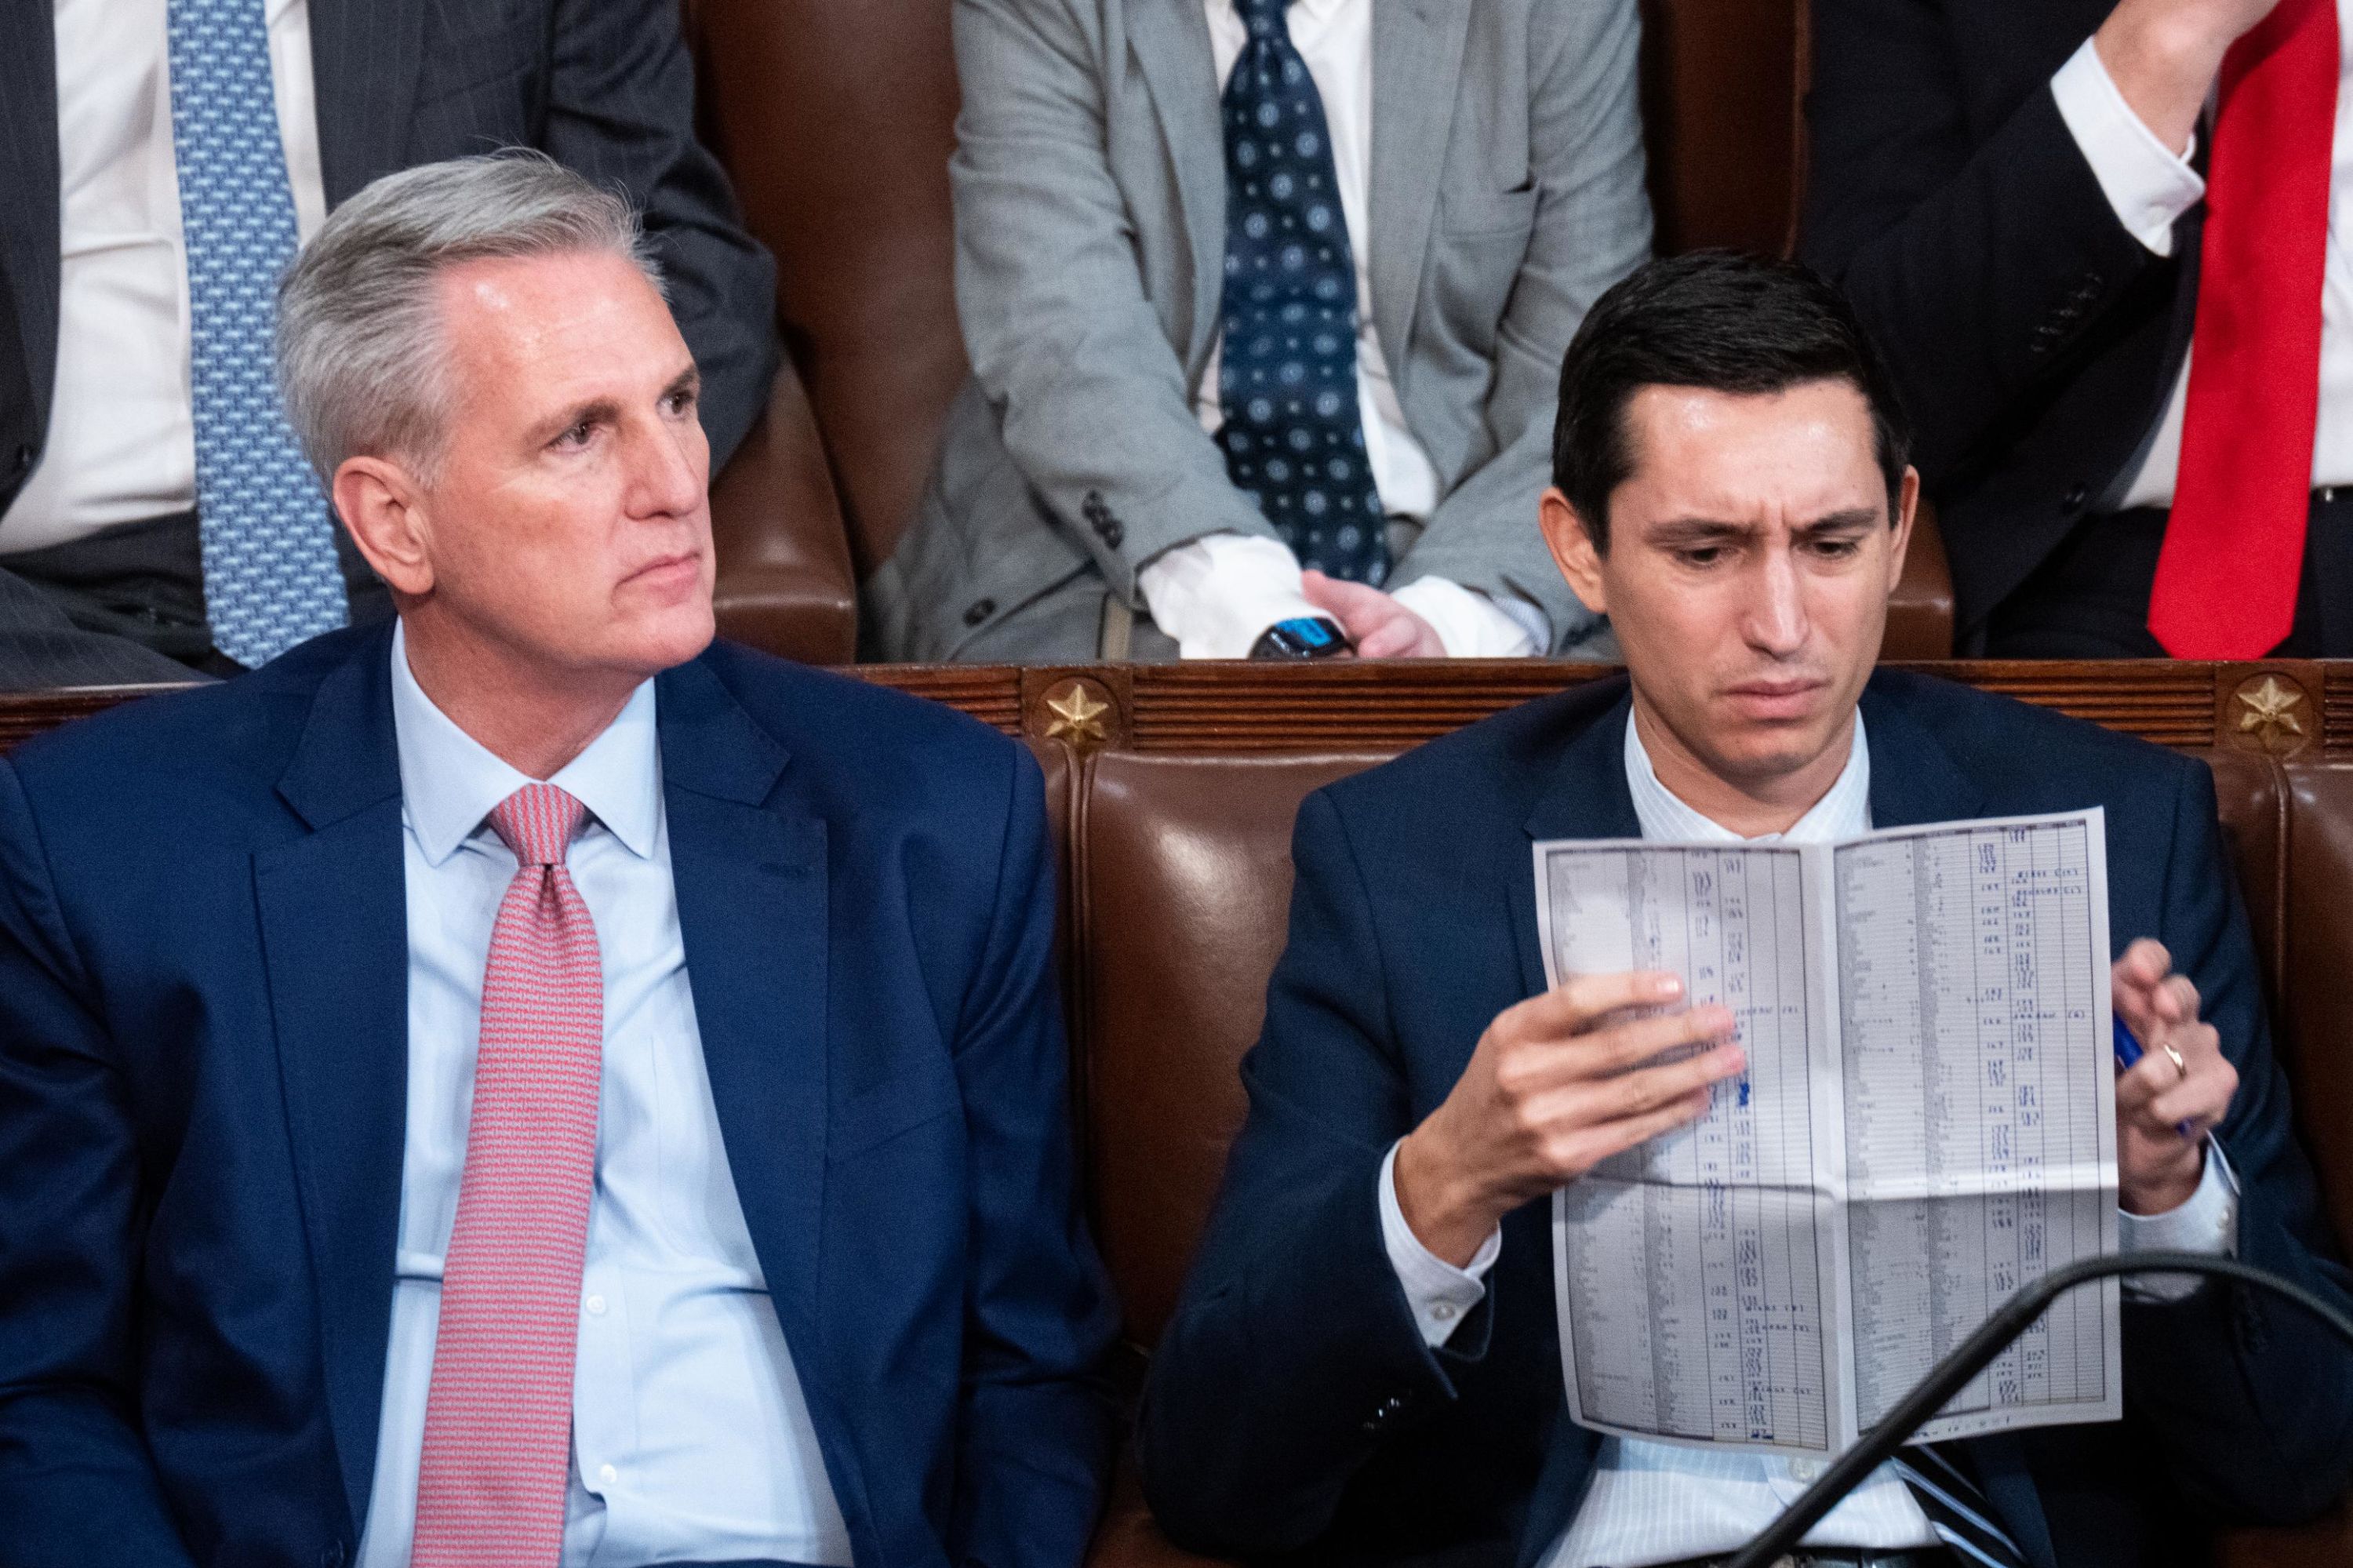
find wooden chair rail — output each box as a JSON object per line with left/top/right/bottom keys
{"left": 5, "top": 659, "right": 2340, "bottom": 762}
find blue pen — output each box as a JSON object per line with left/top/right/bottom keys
{"left": 2112, "top": 1017, "right": 2198, "bottom": 1140}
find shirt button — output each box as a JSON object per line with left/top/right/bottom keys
{"left": 584, "top": 1293, "right": 606, "bottom": 1315}
{"left": 1789, "top": 1457, "right": 1825, "bottom": 1481}
{"left": 598, "top": 1462, "right": 619, "bottom": 1487}
{"left": 963, "top": 598, "right": 997, "bottom": 627}
{"left": 1430, "top": 1301, "right": 1457, "bottom": 1322}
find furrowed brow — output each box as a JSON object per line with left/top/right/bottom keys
{"left": 1791, "top": 507, "right": 1884, "bottom": 539}
{"left": 1644, "top": 517, "right": 1762, "bottom": 549}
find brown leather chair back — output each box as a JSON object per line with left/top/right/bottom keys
{"left": 1640, "top": 0, "right": 1808, "bottom": 256}
{"left": 1075, "top": 751, "right": 1384, "bottom": 1345}
{"left": 2281, "top": 761, "right": 2353, "bottom": 1248}
{"left": 687, "top": 0, "right": 966, "bottom": 580}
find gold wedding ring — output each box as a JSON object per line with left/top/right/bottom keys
{"left": 2162, "top": 1042, "right": 2188, "bottom": 1081}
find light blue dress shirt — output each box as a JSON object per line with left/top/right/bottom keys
{"left": 354, "top": 625, "right": 852, "bottom": 1568}
{"left": 1377, "top": 708, "right": 2238, "bottom": 1568}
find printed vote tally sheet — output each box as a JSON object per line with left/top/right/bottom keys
{"left": 1533, "top": 810, "right": 2122, "bottom": 1455}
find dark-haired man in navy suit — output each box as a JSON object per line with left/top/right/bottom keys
{"left": 1140, "top": 250, "right": 2353, "bottom": 1568}
{"left": 0, "top": 157, "right": 1115, "bottom": 1568}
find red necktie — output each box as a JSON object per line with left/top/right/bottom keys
{"left": 413, "top": 784, "right": 603, "bottom": 1567}
{"left": 2148, "top": 0, "right": 2340, "bottom": 659}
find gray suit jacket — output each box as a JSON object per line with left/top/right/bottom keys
{"left": 871, "top": 0, "right": 1652, "bottom": 662}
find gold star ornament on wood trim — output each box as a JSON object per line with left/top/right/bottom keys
{"left": 2237, "top": 675, "right": 2306, "bottom": 742}
{"left": 1041, "top": 682, "right": 1111, "bottom": 751}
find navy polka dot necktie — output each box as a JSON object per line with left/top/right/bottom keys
{"left": 1217, "top": 0, "right": 1388, "bottom": 584}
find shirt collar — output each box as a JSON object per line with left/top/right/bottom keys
{"left": 388, "top": 620, "right": 663, "bottom": 866}
{"left": 1215, "top": 0, "right": 1353, "bottom": 26}
{"left": 1623, "top": 707, "right": 1872, "bottom": 846}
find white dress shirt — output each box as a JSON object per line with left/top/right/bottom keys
{"left": 357, "top": 624, "right": 851, "bottom": 1568}
{"left": 1378, "top": 708, "right": 2238, "bottom": 1568}
{"left": 1133, "top": 0, "right": 1545, "bottom": 660}
{"left": 3, "top": 0, "right": 329, "bottom": 555}
{"left": 2049, "top": 13, "right": 2353, "bottom": 508}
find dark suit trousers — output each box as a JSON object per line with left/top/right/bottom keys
{"left": 0, "top": 514, "right": 220, "bottom": 688}
{"left": 0, "top": 511, "right": 391, "bottom": 689}
{"left": 1987, "top": 490, "right": 2353, "bottom": 657}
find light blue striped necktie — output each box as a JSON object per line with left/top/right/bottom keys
{"left": 166, "top": 0, "right": 349, "bottom": 668}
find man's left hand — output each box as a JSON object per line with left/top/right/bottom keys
{"left": 2112, "top": 937, "right": 2236, "bottom": 1214}
{"left": 1301, "top": 569, "right": 1447, "bottom": 657}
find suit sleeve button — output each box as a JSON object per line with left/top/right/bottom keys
{"left": 964, "top": 598, "right": 997, "bottom": 628}
{"left": 2063, "top": 482, "right": 2089, "bottom": 512}
{"left": 7, "top": 444, "right": 30, "bottom": 479}
{"left": 1097, "top": 519, "right": 1125, "bottom": 548}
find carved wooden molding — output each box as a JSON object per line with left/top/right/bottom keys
{"left": 10, "top": 660, "right": 2353, "bottom": 759}
{"left": 2224, "top": 671, "right": 2318, "bottom": 759}
{"left": 0, "top": 684, "right": 184, "bottom": 755}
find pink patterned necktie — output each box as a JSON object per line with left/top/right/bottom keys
{"left": 413, "top": 783, "right": 603, "bottom": 1567}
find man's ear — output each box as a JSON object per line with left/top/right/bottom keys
{"left": 333, "top": 456, "right": 435, "bottom": 599}
{"left": 1539, "top": 486, "right": 1609, "bottom": 617}
{"left": 1882, "top": 465, "right": 1921, "bottom": 597}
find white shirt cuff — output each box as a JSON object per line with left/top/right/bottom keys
{"left": 2118, "top": 1138, "right": 2240, "bottom": 1302}
{"left": 1136, "top": 533, "right": 1324, "bottom": 659}
{"left": 1377, "top": 1141, "right": 1500, "bottom": 1348}
{"left": 1389, "top": 576, "right": 1545, "bottom": 658}
{"left": 2052, "top": 36, "right": 2206, "bottom": 257}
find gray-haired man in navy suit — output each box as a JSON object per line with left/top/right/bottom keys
{"left": 0, "top": 0, "right": 776, "bottom": 688}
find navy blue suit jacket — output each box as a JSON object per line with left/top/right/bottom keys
{"left": 0, "top": 626, "right": 1119, "bottom": 1567}
{"left": 1139, "top": 671, "right": 2353, "bottom": 1567}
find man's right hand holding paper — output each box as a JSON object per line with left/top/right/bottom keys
{"left": 1390, "top": 971, "right": 1747, "bottom": 1268}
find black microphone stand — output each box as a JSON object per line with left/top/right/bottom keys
{"left": 1722, "top": 1250, "right": 2353, "bottom": 1568}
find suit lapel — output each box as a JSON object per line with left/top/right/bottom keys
{"left": 0, "top": 0, "right": 60, "bottom": 427}
{"left": 307, "top": 0, "right": 428, "bottom": 204}
{"left": 655, "top": 660, "right": 833, "bottom": 1348}
{"left": 1511, "top": 685, "right": 1640, "bottom": 1002}
{"left": 1861, "top": 675, "right": 1988, "bottom": 829}
{"left": 254, "top": 628, "right": 409, "bottom": 1533}
{"left": 1129, "top": 0, "right": 1231, "bottom": 370}
{"left": 1962, "top": 1435, "right": 2061, "bottom": 1568}
{"left": 1367, "top": 0, "right": 1471, "bottom": 386}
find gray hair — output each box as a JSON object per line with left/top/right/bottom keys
{"left": 275, "top": 151, "right": 664, "bottom": 485}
